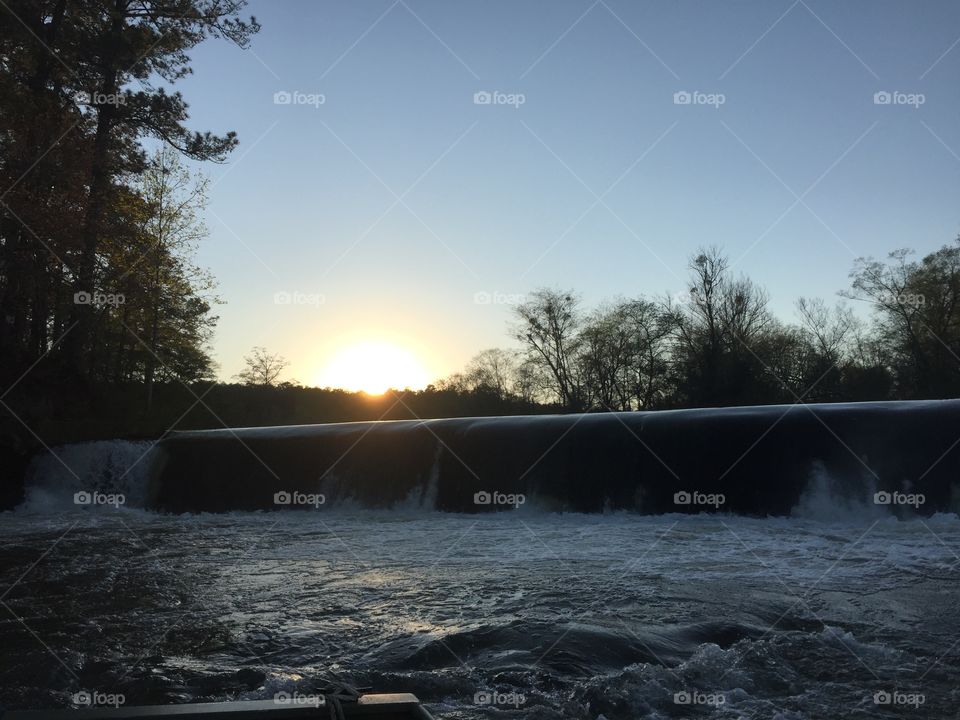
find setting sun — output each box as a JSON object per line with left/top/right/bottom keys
{"left": 318, "top": 341, "right": 431, "bottom": 395}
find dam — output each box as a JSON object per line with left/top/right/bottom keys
{"left": 143, "top": 400, "right": 960, "bottom": 515}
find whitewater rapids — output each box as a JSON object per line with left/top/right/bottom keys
{"left": 3, "top": 437, "right": 960, "bottom": 718}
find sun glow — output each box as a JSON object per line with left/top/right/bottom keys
{"left": 319, "top": 341, "right": 431, "bottom": 395}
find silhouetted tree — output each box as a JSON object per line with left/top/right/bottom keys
{"left": 791, "top": 297, "right": 857, "bottom": 400}
{"left": 135, "top": 148, "right": 216, "bottom": 405}
{"left": 576, "top": 300, "right": 668, "bottom": 410}
{"left": 665, "top": 248, "right": 773, "bottom": 406}
{"left": 236, "top": 347, "right": 288, "bottom": 386}
{"left": 464, "top": 348, "right": 520, "bottom": 401}
{"left": 0, "top": 0, "right": 257, "bottom": 382}
{"left": 846, "top": 240, "right": 960, "bottom": 397}
{"left": 614, "top": 299, "right": 671, "bottom": 409}
{"left": 513, "top": 289, "right": 584, "bottom": 410}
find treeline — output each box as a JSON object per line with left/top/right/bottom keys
{"left": 0, "top": 377, "right": 551, "bottom": 509}
{"left": 0, "top": 1, "right": 258, "bottom": 392}
{"left": 3, "top": 380, "right": 552, "bottom": 443}
{"left": 440, "top": 243, "right": 960, "bottom": 410}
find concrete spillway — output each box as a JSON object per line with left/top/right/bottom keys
{"left": 145, "top": 400, "right": 960, "bottom": 516}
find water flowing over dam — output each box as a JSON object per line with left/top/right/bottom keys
{"left": 129, "top": 400, "right": 960, "bottom": 515}
{"left": 9, "top": 401, "right": 960, "bottom": 718}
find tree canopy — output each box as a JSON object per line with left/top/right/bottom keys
{"left": 0, "top": 0, "right": 257, "bottom": 385}
{"left": 447, "top": 241, "right": 960, "bottom": 411}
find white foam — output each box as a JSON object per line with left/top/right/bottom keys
{"left": 791, "top": 461, "right": 886, "bottom": 522}
{"left": 395, "top": 441, "right": 442, "bottom": 511}
{"left": 20, "top": 440, "right": 158, "bottom": 512}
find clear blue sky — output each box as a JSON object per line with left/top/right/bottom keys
{"left": 173, "top": 0, "right": 960, "bottom": 386}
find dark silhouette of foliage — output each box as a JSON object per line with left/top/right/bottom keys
{"left": 0, "top": 0, "right": 257, "bottom": 380}
{"left": 447, "top": 243, "right": 960, "bottom": 412}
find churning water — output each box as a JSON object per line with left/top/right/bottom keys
{"left": 1, "top": 440, "right": 959, "bottom": 719}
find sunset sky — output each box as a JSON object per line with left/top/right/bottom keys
{"left": 173, "top": 0, "right": 960, "bottom": 388}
